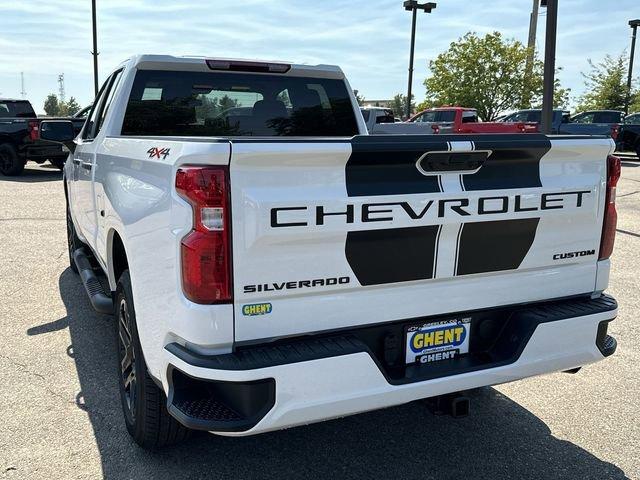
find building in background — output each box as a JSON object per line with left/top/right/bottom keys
{"left": 362, "top": 99, "right": 393, "bottom": 108}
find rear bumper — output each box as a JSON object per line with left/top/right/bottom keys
{"left": 22, "top": 143, "right": 66, "bottom": 161}
{"left": 162, "top": 295, "right": 617, "bottom": 436}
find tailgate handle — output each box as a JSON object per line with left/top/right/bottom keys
{"left": 417, "top": 150, "right": 491, "bottom": 174}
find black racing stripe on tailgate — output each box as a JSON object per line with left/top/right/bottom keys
{"left": 456, "top": 218, "right": 540, "bottom": 276}
{"left": 346, "top": 226, "right": 439, "bottom": 285}
{"left": 463, "top": 135, "right": 552, "bottom": 191}
{"left": 346, "top": 135, "right": 449, "bottom": 196}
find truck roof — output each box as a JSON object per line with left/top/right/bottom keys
{"left": 578, "top": 109, "right": 624, "bottom": 114}
{"left": 432, "top": 106, "right": 475, "bottom": 111}
{"left": 121, "top": 54, "right": 345, "bottom": 79}
{"left": 515, "top": 108, "right": 570, "bottom": 114}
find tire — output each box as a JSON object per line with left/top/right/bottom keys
{"left": 50, "top": 157, "right": 66, "bottom": 170}
{"left": 116, "top": 270, "right": 190, "bottom": 449}
{"left": 66, "top": 201, "right": 86, "bottom": 274}
{"left": 0, "top": 143, "right": 24, "bottom": 176}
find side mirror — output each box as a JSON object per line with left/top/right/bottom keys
{"left": 40, "top": 120, "right": 76, "bottom": 153}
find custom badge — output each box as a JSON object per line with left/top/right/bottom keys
{"left": 405, "top": 318, "right": 471, "bottom": 364}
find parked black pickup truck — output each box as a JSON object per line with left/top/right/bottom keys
{"left": 0, "top": 99, "right": 85, "bottom": 176}
{"left": 617, "top": 113, "right": 640, "bottom": 156}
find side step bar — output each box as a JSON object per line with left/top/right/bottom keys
{"left": 73, "top": 248, "right": 113, "bottom": 314}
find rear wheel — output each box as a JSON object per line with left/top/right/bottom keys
{"left": 0, "top": 143, "right": 24, "bottom": 176}
{"left": 116, "top": 270, "right": 190, "bottom": 449}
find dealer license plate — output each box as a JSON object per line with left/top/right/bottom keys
{"left": 405, "top": 318, "right": 471, "bottom": 364}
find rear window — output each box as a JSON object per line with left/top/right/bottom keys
{"left": 0, "top": 101, "right": 35, "bottom": 118}
{"left": 122, "top": 70, "right": 359, "bottom": 137}
{"left": 376, "top": 110, "right": 395, "bottom": 124}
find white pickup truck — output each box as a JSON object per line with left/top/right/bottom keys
{"left": 41, "top": 55, "right": 620, "bottom": 450}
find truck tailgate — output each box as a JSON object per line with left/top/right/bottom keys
{"left": 229, "top": 134, "right": 613, "bottom": 343}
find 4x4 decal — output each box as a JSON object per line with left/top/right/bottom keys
{"left": 147, "top": 147, "right": 171, "bottom": 159}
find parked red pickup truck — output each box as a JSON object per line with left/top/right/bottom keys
{"left": 412, "top": 107, "right": 539, "bottom": 134}
{"left": 372, "top": 106, "right": 538, "bottom": 135}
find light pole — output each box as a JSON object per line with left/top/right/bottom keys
{"left": 626, "top": 19, "right": 640, "bottom": 114}
{"left": 523, "top": 0, "right": 539, "bottom": 107}
{"left": 403, "top": 1, "right": 436, "bottom": 119}
{"left": 540, "top": 0, "right": 558, "bottom": 135}
{"left": 91, "top": 0, "right": 99, "bottom": 97}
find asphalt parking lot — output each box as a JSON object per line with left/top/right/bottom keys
{"left": 0, "top": 158, "right": 639, "bottom": 480}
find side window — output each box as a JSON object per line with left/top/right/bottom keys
{"left": 95, "top": 70, "right": 123, "bottom": 135}
{"left": 437, "top": 110, "right": 456, "bottom": 122}
{"left": 625, "top": 114, "right": 640, "bottom": 125}
{"left": 594, "top": 112, "right": 623, "bottom": 124}
{"left": 527, "top": 111, "right": 542, "bottom": 123}
{"left": 461, "top": 111, "right": 478, "bottom": 123}
{"left": 413, "top": 111, "right": 436, "bottom": 123}
{"left": 507, "top": 112, "right": 529, "bottom": 122}
{"left": 82, "top": 79, "right": 110, "bottom": 140}
{"left": 572, "top": 112, "right": 595, "bottom": 124}
{"left": 276, "top": 89, "right": 293, "bottom": 109}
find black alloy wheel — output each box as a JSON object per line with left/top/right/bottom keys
{"left": 118, "top": 295, "right": 137, "bottom": 424}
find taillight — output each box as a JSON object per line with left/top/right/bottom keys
{"left": 28, "top": 120, "right": 39, "bottom": 141}
{"left": 610, "top": 124, "right": 619, "bottom": 141}
{"left": 431, "top": 124, "right": 440, "bottom": 134}
{"left": 206, "top": 59, "right": 291, "bottom": 73}
{"left": 175, "top": 166, "right": 232, "bottom": 304}
{"left": 599, "top": 155, "right": 621, "bottom": 260}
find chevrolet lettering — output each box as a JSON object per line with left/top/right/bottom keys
{"left": 270, "top": 190, "right": 591, "bottom": 228}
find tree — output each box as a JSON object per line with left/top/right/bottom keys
{"left": 415, "top": 98, "right": 435, "bottom": 112}
{"left": 390, "top": 93, "right": 415, "bottom": 118}
{"left": 43, "top": 94, "right": 84, "bottom": 116}
{"left": 575, "top": 53, "right": 635, "bottom": 112}
{"left": 43, "top": 94, "right": 61, "bottom": 116}
{"left": 531, "top": 77, "right": 571, "bottom": 110}
{"left": 65, "top": 97, "right": 81, "bottom": 116}
{"left": 423, "top": 32, "right": 569, "bottom": 120}
{"left": 218, "top": 95, "right": 239, "bottom": 112}
{"left": 353, "top": 90, "right": 365, "bottom": 106}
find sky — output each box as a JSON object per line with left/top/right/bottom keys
{"left": 0, "top": 0, "right": 638, "bottom": 114}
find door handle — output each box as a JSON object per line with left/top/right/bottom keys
{"left": 416, "top": 150, "right": 491, "bottom": 174}
{"left": 81, "top": 162, "right": 93, "bottom": 171}
{"left": 72, "top": 158, "right": 81, "bottom": 165}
